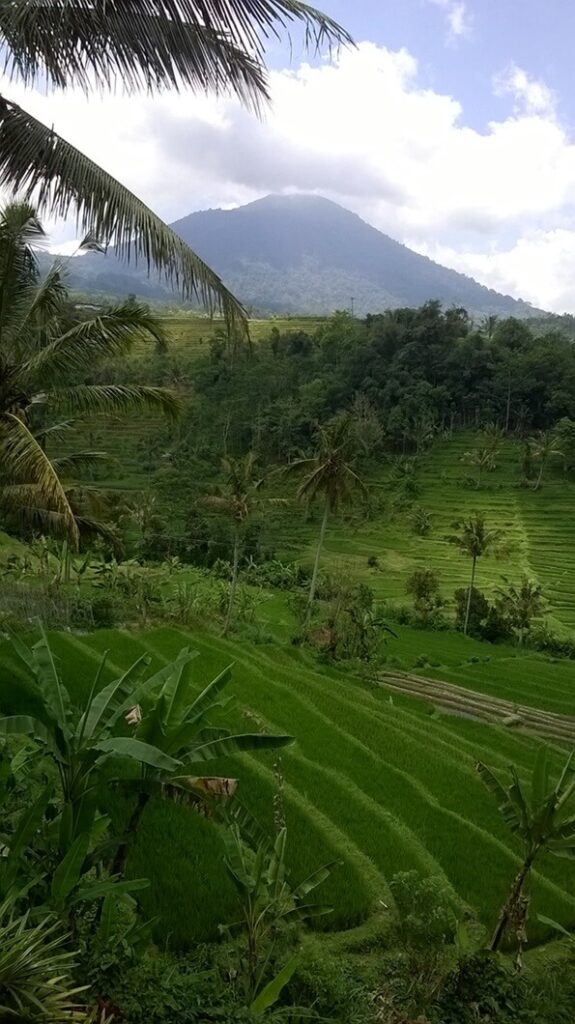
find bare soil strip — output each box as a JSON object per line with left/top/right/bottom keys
{"left": 376, "top": 670, "right": 575, "bottom": 743}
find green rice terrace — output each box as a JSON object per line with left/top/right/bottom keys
{"left": 2, "top": 623, "right": 575, "bottom": 951}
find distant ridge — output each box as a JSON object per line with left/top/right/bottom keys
{"left": 66, "top": 193, "right": 541, "bottom": 318}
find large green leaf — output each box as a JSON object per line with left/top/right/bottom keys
{"left": 51, "top": 832, "right": 90, "bottom": 909}
{"left": 188, "top": 663, "right": 233, "bottom": 725}
{"left": 71, "top": 877, "right": 149, "bottom": 905}
{"left": 0, "top": 715, "right": 38, "bottom": 738}
{"left": 94, "top": 737, "right": 181, "bottom": 772}
{"left": 476, "top": 761, "right": 523, "bottom": 835}
{"left": 292, "top": 860, "right": 339, "bottom": 901}
{"left": 187, "top": 732, "right": 293, "bottom": 764}
{"left": 4, "top": 785, "right": 51, "bottom": 882}
{"left": 33, "top": 626, "right": 71, "bottom": 737}
{"left": 531, "top": 746, "right": 550, "bottom": 811}
{"left": 79, "top": 654, "right": 151, "bottom": 742}
{"left": 249, "top": 957, "right": 299, "bottom": 1015}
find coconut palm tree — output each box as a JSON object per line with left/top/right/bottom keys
{"left": 462, "top": 446, "right": 496, "bottom": 488}
{"left": 529, "top": 431, "right": 564, "bottom": 491}
{"left": 0, "top": 2, "right": 351, "bottom": 318}
{"left": 199, "top": 452, "right": 284, "bottom": 636}
{"left": 0, "top": 201, "right": 178, "bottom": 547}
{"left": 495, "top": 576, "right": 546, "bottom": 645}
{"left": 287, "top": 418, "right": 367, "bottom": 629}
{"left": 447, "top": 513, "right": 503, "bottom": 636}
{"left": 477, "top": 747, "right": 575, "bottom": 955}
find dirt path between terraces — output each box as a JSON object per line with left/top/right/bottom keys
{"left": 376, "top": 670, "right": 575, "bottom": 744}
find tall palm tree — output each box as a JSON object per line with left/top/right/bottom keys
{"left": 0, "top": 2, "right": 351, "bottom": 319}
{"left": 529, "top": 431, "right": 563, "bottom": 490}
{"left": 287, "top": 418, "right": 367, "bottom": 629}
{"left": 0, "top": 200, "right": 177, "bottom": 547}
{"left": 477, "top": 748, "right": 575, "bottom": 956}
{"left": 447, "top": 513, "right": 503, "bottom": 636}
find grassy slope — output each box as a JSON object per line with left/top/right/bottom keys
{"left": 270, "top": 431, "right": 575, "bottom": 635}
{"left": 2, "top": 625, "right": 574, "bottom": 950}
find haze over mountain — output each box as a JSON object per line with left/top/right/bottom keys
{"left": 66, "top": 194, "right": 540, "bottom": 318}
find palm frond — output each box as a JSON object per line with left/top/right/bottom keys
{"left": 0, "top": 2, "right": 351, "bottom": 98}
{"left": 1, "top": 414, "right": 80, "bottom": 547}
{"left": 44, "top": 383, "right": 180, "bottom": 420}
{"left": 25, "top": 303, "right": 168, "bottom": 379}
{"left": 0, "top": 98, "right": 247, "bottom": 324}
{"left": 52, "top": 451, "right": 111, "bottom": 473}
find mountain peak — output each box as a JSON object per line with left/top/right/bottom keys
{"left": 69, "top": 195, "right": 540, "bottom": 317}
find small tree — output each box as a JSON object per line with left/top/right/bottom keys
{"left": 286, "top": 418, "right": 367, "bottom": 629}
{"left": 406, "top": 568, "right": 443, "bottom": 625}
{"left": 477, "top": 748, "right": 575, "bottom": 955}
{"left": 462, "top": 447, "right": 496, "bottom": 488}
{"left": 222, "top": 824, "right": 336, "bottom": 1003}
{"left": 495, "top": 576, "right": 546, "bottom": 645}
{"left": 447, "top": 514, "right": 503, "bottom": 636}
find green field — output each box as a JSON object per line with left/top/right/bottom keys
{"left": 2, "top": 624, "right": 574, "bottom": 951}
{"left": 267, "top": 431, "right": 575, "bottom": 635}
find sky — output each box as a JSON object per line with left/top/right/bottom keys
{"left": 6, "top": 0, "right": 575, "bottom": 312}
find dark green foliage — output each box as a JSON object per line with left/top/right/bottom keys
{"left": 433, "top": 951, "right": 530, "bottom": 1024}
{"left": 454, "top": 586, "right": 491, "bottom": 636}
{"left": 406, "top": 569, "right": 443, "bottom": 625}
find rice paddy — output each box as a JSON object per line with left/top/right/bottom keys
{"left": 2, "top": 624, "right": 575, "bottom": 950}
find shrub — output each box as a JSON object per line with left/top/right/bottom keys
{"left": 411, "top": 506, "right": 432, "bottom": 536}
{"left": 406, "top": 568, "right": 443, "bottom": 626}
{"left": 454, "top": 586, "right": 490, "bottom": 637}
{"left": 433, "top": 951, "right": 530, "bottom": 1024}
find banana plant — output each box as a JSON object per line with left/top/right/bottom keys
{"left": 0, "top": 628, "right": 206, "bottom": 851}
{"left": 111, "top": 656, "right": 293, "bottom": 877}
{"left": 222, "top": 824, "right": 336, "bottom": 1002}
{"left": 477, "top": 747, "right": 575, "bottom": 954}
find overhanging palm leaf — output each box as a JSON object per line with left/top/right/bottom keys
{"left": 1, "top": 414, "right": 79, "bottom": 547}
{"left": 0, "top": 98, "right": 247, "bottom": 323}
{"left": 46, "top": 383, "right": 180, "bottom": 419}
{"left": 0, "top": 1, "right": 350, "bottom": 309}
{"left": 24, "top": 303, "right": 167, "bottom": 377}
{"left": 0, "top": 2, "right": 351, "bottom": 93}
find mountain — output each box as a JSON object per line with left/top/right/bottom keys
{"left": 65, "top": 193, "right": 540, "bottom": 318}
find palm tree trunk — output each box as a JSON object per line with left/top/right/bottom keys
{"left": 304, "top": 500, "right": 329, "bottom": 630}
{"left": 111, "top": 790, "right": 150, "bottom": 879}
{"left": 534, "top": 459, "right": 545, "bottom": 491}
{"left": 489, "top": 855, "right": 533, "bottom": 952}
{"left": 223, "top": 526, "right": 240, "bottom": 637}
{"left": 463, "top": 556, "right": 477, "bottom": 636}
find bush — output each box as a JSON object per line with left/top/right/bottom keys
{"left": 454, "top": 586, "right": 490, "bottom": 637}
{"left": 406, "top": 568, "right": 443, "bottom": 625}
{"left": 433, "top": 951, "right": 530, "bottom": 1024}
{"left": 105, "top": 949, "right": 240, "bottom": 1024}
{"left": 285, "top": 946, "right": 373, "bottom": 1024}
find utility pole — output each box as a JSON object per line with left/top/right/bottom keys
{"left": 350, "top": 296, "right": 355, "bottom": 317}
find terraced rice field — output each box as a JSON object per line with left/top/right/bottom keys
{"left": 273, "top": 432, "right": 575, "bottom": 635}
{"left": 67, "top": 314, "right": 325, "bottom": 494}
{"left": 2, "top": 625, "right": 575, "bottom": 950}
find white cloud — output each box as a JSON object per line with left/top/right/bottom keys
{"left": 428, "top": 0, "right": 472, "bottom": 41}
{"left": 414, "top": 231, "right": 575, "bottom": 315}
{"left": 494, "top": 63, "right": 556, "bottom": 118}
{"left": 4, "top": 41, "right": 575, "bottom": 311}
